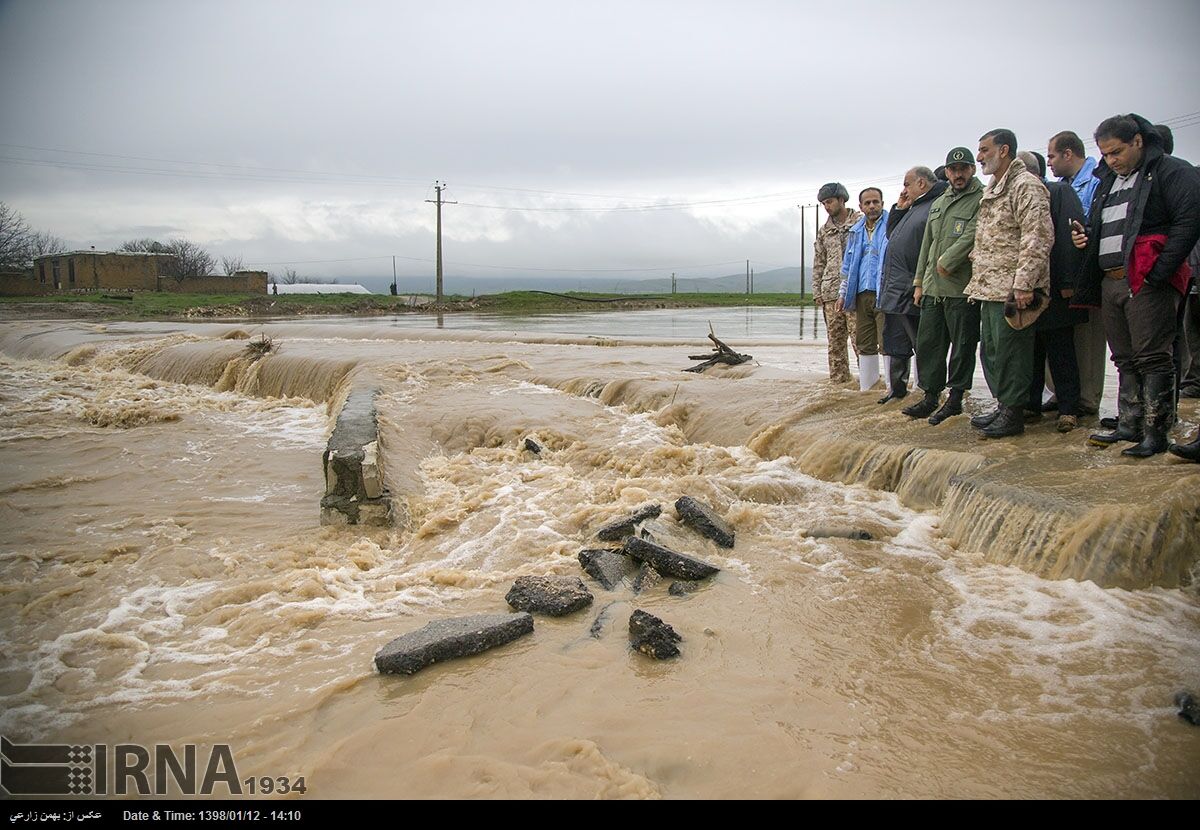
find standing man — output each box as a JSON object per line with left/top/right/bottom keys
{"left": 812, "top": 182, "right": 860, "bottom": 384}
{"left": 966, "top": 129, "right": 1053, "bottom": 438}
{"left": 837, "top": 187, "right": 889, "bottom": 391}
{"left": 1072, "top": 114, "right": 1200, "bottom": 457}
{"left": 1047, "top": 130, "right": 1105, "bottom": 416}
{"left": 877, "top": 167, "right": 947, "bottom": 403}
{"left": 1018, "top": 150, "right": 1087, "bottom": 433}
{"left": 903, "top": 147, "right": 984, "bottom": 424}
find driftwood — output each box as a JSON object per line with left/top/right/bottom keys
{"left": 684, "top": 326, "right": 752, "bottom": 373}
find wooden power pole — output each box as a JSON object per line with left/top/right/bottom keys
{"left": 425, "top": 181, "right": 457, "bottom": 304}
{"left": 799, "top": 205, "right": 806, "bottom": 297}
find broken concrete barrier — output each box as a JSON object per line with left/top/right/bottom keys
{"left": 631, "top": 562, "right": 662, "bottom": 594}
{"left": 629, "top": 609, "right": 681, "bottom": 659}
{"left": 321, "top": 387, "right": 391, "bottom": 526}
{"left": 595, "top": 503, "right": 663, "bottom": 541}
{"left": 625, "top": 536, "right": 720, "bottom": 581}
{"left": 505, "top": 575, "right": 594, "bottom": 616}
{"left": 668, "top": 581, "right": 701, "bottom": 596}
{"left": 374, "top": 612, "right": 534, "bottom": 675}
{"left": 578, "top": 548, "right": 638, "bottom": 591}
{"left": 674, "top": 496, "right": 735, "bottom": 548}
{"left": 804, "top": 526, "right": 873, "bottom": 540}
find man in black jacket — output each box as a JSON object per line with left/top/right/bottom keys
{"left": 1072, "top": 113, "right": 1200, "bottom": 457}
{"left": 876, "top": 166, "right": 948, "bottom": 403}
{"left": 1019, "top": 151, "right": 1087, "bottom": 433}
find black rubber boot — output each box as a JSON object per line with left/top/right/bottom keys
{"left": 878, "top": 357, "right": 910, "bottom": 404}
{"left": 980, "top": 404, "right": 1025, "bottom": 438}
{"left": 1122, "top": 373, "right": 1175, "bottom": 457}
{"left": 1099, "top": 416, "right": 1118, "bottom": 429}
{"left": 928, "top": 389, "right": 964, "bottom": 426}
{"left": 1089, "top": 371, "right": 1143, "bottom": 445}
{"left": 902, "top": 391, "right": 940, "bottom": 418}
{"left": 1169, "top": 432, "right": 1200, "bottom": 462}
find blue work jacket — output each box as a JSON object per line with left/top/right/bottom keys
{"left": 839, "top": 210, "right": 888, "bottom": 310}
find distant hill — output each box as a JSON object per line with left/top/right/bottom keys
{"left": 345, "top": 267, "right": 808, "bottom": 296}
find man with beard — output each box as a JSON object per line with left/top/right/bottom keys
{"left": 876, "top": 167, "right": 947, "bottom": 403}
{"left": 903, "top": 147, "right": 984, "bottom": 425}
{"left": 812, "top": 182, "right": 860, "bottom": 384}
{"left": 1072, "top": 114, "right": 1200, "bottom": 457}
{"left": 837, "top": 187, "right": 889, "bottom": 391}
{"left": 966, "top": 129, "right": 1053, "bottom": 438}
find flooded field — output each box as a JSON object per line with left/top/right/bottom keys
{"left": 1, "top": 312, "right": 1197, "bottom": 799}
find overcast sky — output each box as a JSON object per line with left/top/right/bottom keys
{"left": 2, "top": 0, "right": 1198, "bottom": 283}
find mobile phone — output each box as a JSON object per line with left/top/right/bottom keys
{"left": 1071, "top": 219, "right": 1086, "bottom": 234}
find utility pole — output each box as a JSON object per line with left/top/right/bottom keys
{"left": 671, "top": 272, "right": 676, "bottom": 294}
{"left": 391, "top": 255, "right": 398, "bottom": 295}
{"left": 745, "top": 259, "right": 750, "bottom": 295}
{"left": 798, "top": 205, "right": 806, "bottom": 298}
{"left": 750, "top": 267, "right": 754, "bottom": 295}
{"left": 425, "top": 181, "right": 457, "bottom": 304}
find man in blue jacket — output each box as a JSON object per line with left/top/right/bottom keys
{"left": 837, "top": 187, "right": 888, "bottom": 391}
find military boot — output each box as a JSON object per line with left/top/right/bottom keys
{"left": 980, "top": 404, "right": 1024, "bottom": 438}
{"left": 928, "top": 389, "right": 964, "bottom": 426}
{"left": 1169, "top": 431, "right": 1200, "bottom": 462}
{"left": 970, "top": 407, "right": 1000, "bottom": 429}
{"left": 878, "top": 356, "right": 910, "bottom": 404}
{"left": 1089, "top": 371, "right": 1143, "bottom": 445}
{"left": 1122, "top": 373, "right": 1175, "bottom": 457}
{"left": 902, "top": 390, "right": 940, "bottom": 418}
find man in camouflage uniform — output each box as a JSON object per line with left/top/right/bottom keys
{"left": 813, "top": 182, "right": 860, "bottom": 383}
{"left": 965, "top": 129, "right": 1053, "bottom": 438}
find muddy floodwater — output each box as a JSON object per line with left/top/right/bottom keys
{"left": 1, "top": 310, "right": 1197, "bottom": 799}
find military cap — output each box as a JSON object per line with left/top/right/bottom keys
{"left": 945, "top": 147, "right": 975, "bottom": 166}
{"left": 817, "top": 182, "right": 849, "bottom": 202}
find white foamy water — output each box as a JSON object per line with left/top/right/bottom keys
{"left": 0, "top": 321, "right": 1196, "bottom": 799}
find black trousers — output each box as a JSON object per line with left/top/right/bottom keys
{"left": 882, "top": 312, "right": 920, "bottom": 359}
{"left": 1181, "top": 288, "right": 1200, "bottom": 393}
{"left": 1101, "top": 278, "right": 1182, "bottom": 377}
{"left": 1029, "top": 326, "right": 1081, "bottom": 416}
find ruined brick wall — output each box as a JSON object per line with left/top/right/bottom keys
{"left": 156, "top": 271, "right": 268, "bottom": 294}
{"left": 0, "top": 270, "right": 47, "bottom": 296}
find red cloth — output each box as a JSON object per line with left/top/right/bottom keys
{"left": 1129, "top": 233, "right": 1192, "bottom": 296}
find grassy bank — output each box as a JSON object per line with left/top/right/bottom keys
{"left": 0, "top": 290, "right": 813, "bottom": 319}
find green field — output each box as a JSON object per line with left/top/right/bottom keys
{"left": 0, "top": 290, "right": 813, "bottom": 319}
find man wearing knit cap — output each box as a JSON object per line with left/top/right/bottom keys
{"left": 812, "top": 182, "right": 860, "bottom": 384}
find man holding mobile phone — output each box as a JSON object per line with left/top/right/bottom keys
{"left": 1070, "top": 114, "right": 1200, "bottom": 457}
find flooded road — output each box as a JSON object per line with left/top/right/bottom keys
{"left": 1, "top": 314, "right": 1196, "bottom": 798}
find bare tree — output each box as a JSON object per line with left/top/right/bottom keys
{"left": 28, "top": 231, "right": 67, "bottom": 259}
{"left": 221, "top": 255, "right": 244, "bottom": 275}
{"left": 119, "top": 236, "right": 215, "bottom": 279}
{"left": 282, "top": 267, "right": 299, "bottom": 284}
{"left": 0, "top": 202, "right": 34, "bottom": 268}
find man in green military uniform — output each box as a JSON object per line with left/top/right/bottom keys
{"left": 902, "top": 147, "right": 986, "bottom": 425}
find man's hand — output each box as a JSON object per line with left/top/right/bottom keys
{"left": 1061, "top": 288, "right": 1075, "bottom": 299}
{"left": 897, "top": 190, "right": 913, "bottom": 210}
{"left": 1071, "top": 229, "right": 1088, "bottom": 250}
{"left": 936, "top": 262, "right": 951, "bottom": 278}
{"left": 1013, "top": 289, "right": 1034, "bottom": 309}
{"left": 913, "top": 286, "right": 923, "bottom": 304}
{"left": 814, "top": 297, "right": 824, "bottom": 309}
{"left": 834, "top": 298, "right": 844, "bottom": 314}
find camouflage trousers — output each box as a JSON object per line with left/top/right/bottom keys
{"left": 822, "top": 303, "right": 857, "bottom": 383}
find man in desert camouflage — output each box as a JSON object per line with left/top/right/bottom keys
{"left": 965, "top": 128, "right": 1053, "bottom": 438}
{"left": 812, "top": 182, "right": 860, "bottom": 383}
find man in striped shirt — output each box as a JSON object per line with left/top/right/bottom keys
{"left": 1070, "top": 114, "right": 1200, "bottom": 457}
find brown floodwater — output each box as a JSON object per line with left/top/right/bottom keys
{"left": 0, "top": 317, "right": 1197, "bottom": 799}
